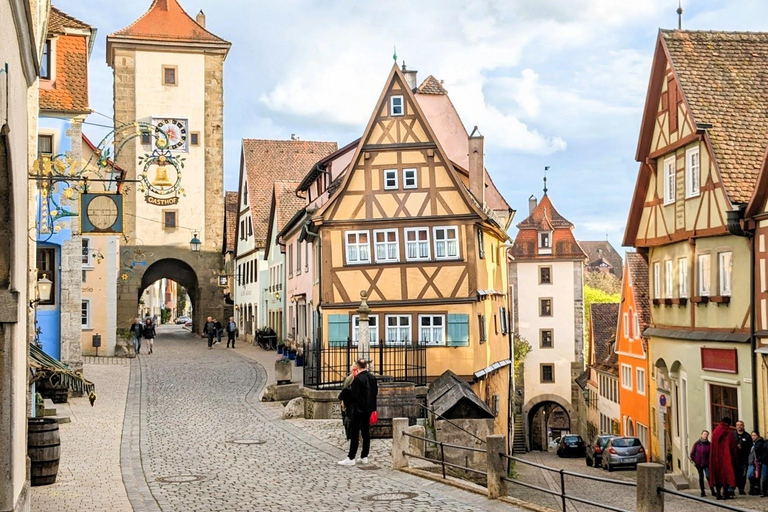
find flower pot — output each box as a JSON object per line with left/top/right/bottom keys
{"left": 277, "top": 346, "right": 284, "bottom": 354}
{"left": 275, "top": 361, "right": 292, "bottom": 384}
{"left": 288, "top": 350, "right": 296, "bottom": 360}
{"left": 295, "top": 356, "right": 304, "bottom": 367}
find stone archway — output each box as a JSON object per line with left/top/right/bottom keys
{"left": 524, "top": 394, "right": 573, "bottom": 451}
{"left": 117, "top": 246, "right": 223, "bottom": 334}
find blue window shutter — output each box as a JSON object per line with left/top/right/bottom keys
{"left": 328, "top": 315, "right": 349, "bottom": 346}
{"left": 447, "top": 314, "right": 469, "bottom": 347}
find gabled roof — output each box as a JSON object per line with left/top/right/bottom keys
{"left": 295, "top": 138, "right": 360, "bottom": 192}
{"left": 108, "top": 0, "right": 230, "bottom": 50}
{"left": 580, "top": 241, "right": 623, "bottom": 273}
{"left": 589, "top": 302, "right": 620, "bottom": 369}
{"left": 427, "top": 370, "right": 495, "bottom": 420}
{"left": 40, "top": 7, "right": 91, "bottom": 114}
{"left": 223, "top": 191, "right": 238, "bottom": 254}
{"left": 241, "top": 139, "right": 337, "bottom": 248}
{"left": 264, "top": 181, "right": 304, "bottom": 257}
{"left": 626, "top": 252, "right": 650, "bottom": 351}
{"left": 417, "top": 75, "right": 448, "bottom": 95}
{"left": 509, "top": 194, "right": 586, "bottom": 260}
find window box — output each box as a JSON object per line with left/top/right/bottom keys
{"left": 670, "top": 298, "right": 688, "bottom": 306}
{"left": 710, "top": 295, "right": 730, "bottom": 305}
{"left": 691, "top": 295, "right": 709, "bottom": 305}
{"left": 662, "top": 298, "right": 673, "bottom": 307}
{"left": 652, "top": 298, "right": 663, "bottom": 306}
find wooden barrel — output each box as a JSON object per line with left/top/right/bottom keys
{"left": 28, "top": 417, "right": 60, "bottom": 486}
{"left": 370, "top": 381, "right": 420, "bottom": 439}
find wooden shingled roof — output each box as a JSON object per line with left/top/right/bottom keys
{"left": 510, "top": 194, "right": 586, "bottom": 260}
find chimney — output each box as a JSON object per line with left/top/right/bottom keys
{"left": 291, "top": 133, "right": 299, "bottom": 141}
{"left": 401, "top": 61, "right": 418, "bottom": 91}
{"left": 196, "top": 10, "right": 206, "bottom": 28}
{"left": 468, "top": 126, "right": 485, "bottom": 206}
{"left": 528, "top": 195, "right": 537, "bottom": 215}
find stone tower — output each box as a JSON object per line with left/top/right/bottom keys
{"left": 107, "top": 0, "right": 231, "bottom": 332}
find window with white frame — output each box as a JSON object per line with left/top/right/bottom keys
{"left": 621, "top": 364, "right": 633, "bottom": 390}
{"left": 653, "top": 262, "right": 661, "bottom": 299}
{"left": 403, "top": 168, "right": 417, "bottom": 189}
{"left": 665, "top": 260, "right": 673, "bottom": 298}
{"left": 296, "top": 241, "right": 302, "bottom": 275}
{"left": 353, "top": 315, "right": 379, "bottom": 345}
{"left": 433, "top": 226, "right": 459, "bottom": 260}
{"left": 678, "top": 258, "right": 688, "bottom": 298}
{"left": 637, "top": 423, "right": 649, "bottom": 449}
{"left": 538, "top": 231, "right": 552, "bottom": 254}
{"left": 81, "top": 299, "right": 92, "bottom": 329}
{"left": 623, "top": 313, "right": 629, "bottom": 338}
{"left": 698, "top": 253, "right": 711, "bottom": 296}
{"left": 384, "top": 169, "right": 398, "bottom": 190}
{"left": 719, "top": 251, "right": 732, "bottom": 296}
{"left": 386, "top": 315, "right": 411, "bottom": 344}
{"left": 405, "top": 228, "right": 430, "bottom": 261}
{"left": 81, "top": 238, "right": 92, "bottom": 267}
{"left": 374, "top": 229, "right": 399, "bottom": 263}
{"left": 634, "top": 313, "right": 641, "bottom": 339}
{"left": 499, "top": 306, "right": 508, "bottom": 335}
{"left": 664, "top": 156, "right": 676, "bottom": 205}
{"left": 419, "top": 315, "right": 445, "bottom": 345}
{"left": 686, "top": 146, "right": 700, "bottom": 198}
{"left": 390, "top": 95, "right": 404, "bottom": 116}
{"left": 636, "top": 367, "right": 646, "bottom": 395}
{"left": 345, "top": 231, "right": 370, "bottom": 264}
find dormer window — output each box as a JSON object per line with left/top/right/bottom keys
{"left": 390, "top": 96, "right": 404, "bottom": 116}
{"left": 538, "top": 231, "right": 552, "bottom": 255}
{"left": 40, "top": 39, "right": 52, "bottom": 79}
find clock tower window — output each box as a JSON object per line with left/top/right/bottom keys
{"left": 164, "top": 211, "right": 177, "bottom": 229}
{"left": 190, "top": 132, "right": 200, "bottom": 146}
{"left": 162, "top": 66, "right": 177, "bottom": 86}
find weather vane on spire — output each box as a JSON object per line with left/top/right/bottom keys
{"left": 543, "top": 166, "right": 550, "bottom": 195}
{"left": 677, "top": 1, "right": 683, "bottom": 30}
{"left": 393, "top": 46, "right": 398, "bottom": 62}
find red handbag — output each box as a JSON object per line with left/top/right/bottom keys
{"left": 370, "top": 411, "right": 378, "bottom": 425}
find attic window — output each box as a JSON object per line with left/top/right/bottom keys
{"left": 538, "top": 231, "right": 552, "bottom": 255}
{"left": 390, "top": 96, "right": 404, "bottom": 116}
{"left": 163, "top": 66, "right": 177, "bottom": 86}
{"left": 40, "top": 39, "right": 52, "bottom": 80}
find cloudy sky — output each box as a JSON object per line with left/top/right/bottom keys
{"left": 55, "top": 0, "right": 767, "bottom": 250}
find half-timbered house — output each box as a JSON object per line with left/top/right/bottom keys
{"left": 625, "top": 30, "right": 758, "bottom": 479}
{"left": 303, "top": 64, "right": 514, "bottom": 436}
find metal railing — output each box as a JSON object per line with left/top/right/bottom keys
{"left": 402, "top": 430, "right": 487, "bottom": 480}
{"left": 658, "top": 487, "right": 754, "bottom": 512}
{"left": 500, "top": 453, "right": 635, "bottom": 512}
{"left": 415, "top": 402, "right": 486, "bottom": 444}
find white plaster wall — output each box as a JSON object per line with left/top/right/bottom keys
{"left": 517, "top": 260, "right": 577, "bottom": 406}
{"left": 133, "top": 50, "right": 206, "bottom": 246}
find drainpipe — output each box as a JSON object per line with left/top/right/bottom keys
{"left": 726, "top": 207, "right": 758, "bottom": 431}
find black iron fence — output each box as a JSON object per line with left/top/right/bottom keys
{"left": 402, "top": 431, "right": 487, "bottom": 480}
{"left": 658, "top": 487, "right": 753, "bottom": 512}
{"left": 303, "top": 338, "right": 426, "bottom": 390}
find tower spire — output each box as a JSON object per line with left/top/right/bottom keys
{"left": 543, "top": 166, "right": 550, "bottom": 195}
{"left": 677, "top": 1, "right": 683, "bottom": 30}
{"left": 393, "top": 46, "right": 397, "bottom": 62}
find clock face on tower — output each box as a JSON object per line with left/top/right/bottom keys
{"left": 152, "top": 118, "right": 188, "bottom": 152}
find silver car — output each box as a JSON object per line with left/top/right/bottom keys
{"left": 601, "top": 437, "right": 646, "bottom": 471}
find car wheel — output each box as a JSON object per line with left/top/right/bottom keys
{"left": 594, "top": 457, "right": 600, "bottom": 468}
{"left": 607, "top": 462, "right": 613, "bottom": 472}
{"left": 557, "top": 449, "right": 562, "bottom": 457}
{"left": 586, "top": 456, "right": 592, "bottom": 466}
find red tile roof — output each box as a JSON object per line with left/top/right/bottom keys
{"left": 590, "top": 302, "right": 620, "bottom": 373}
{"left": 274, "top": 181, "right": 305, "bottom": 234}
{"left": 224, "top": 191, "right": 238, "bottom": 253}
{"left": 626, "top": 252, "right": 650, "bottom": 352}
{"left": 417, "top": 75, "right": 448, "bottom": 95}
{"left": 580, "top": 241, "right": 623, "bottom": 274}
{"left": 242, "top": 139, "right": 337, "bottom": 248}
{"left": 509, "top": 194, "right": 586, "bottom": 260}
{"left": 109, "top": 0, "right": 230, "bottom": 46}
{"left": 661, "top": 30, "right": 768, "bottom": 204}
{"left": 40, "top": 8, "right": 91, "bottom": 114}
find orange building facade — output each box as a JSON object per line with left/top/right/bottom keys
{"left": 616, "top": 252, "right": 650, "bottom": 450}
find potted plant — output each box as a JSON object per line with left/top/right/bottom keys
{"left": 277, "top": 340, "right": 285, "bottom": 355}
{"left": 287, "top": 340, "right": 297, "bottom": 360}
{"left": 275, "top": 356, "right": 292, "bottom": 384}
{"left": 295, "top": 343, "right": 305, "bottom": 367}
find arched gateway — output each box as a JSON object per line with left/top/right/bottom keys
{"left": 524, "top": 394, "right": 573, "bottom": 451}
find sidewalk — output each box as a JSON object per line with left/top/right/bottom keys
{"left": 220, "top": 336, "right": 304, "bottom": 394}
{"left": 31, "top": 359, "right": 132, "bottom": 512}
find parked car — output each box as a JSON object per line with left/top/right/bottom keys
{"left": 601, "top": 437, "right": 646, "bottom": 471}
{"left": 585, "top": 435, "right": 618, "bottom": 467}
{"left": 184, "top": 320, "right": 192, "bottom": 329}
{"left": 548, "top": 437, "right": 561, "bottom": 450}
{"left": 175, "top": 315, "right": 191, "bottom": 325}
{"left": 556, "top": 434, "right": 586, "bottom": 458}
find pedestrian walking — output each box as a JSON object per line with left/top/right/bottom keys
{"left": 748, "top": 432, "right": 763, "bottom": 495}
{"left": 710, "top": 417, "right": 738, "bottom": 500}
{"left": 214, "top": 318, "right": 223, "bottom": 344}
{"left": 338, "top": 365, "right": 360, "bottom": 440}
{"left": 690, "top": 430, "right": 713, "bottom": 497}
{"left": 338, "top": 359, "right": 378, "bottom": 466}
{"left": 143, "top": 318, "right": 156, "bottom": 354}
{"left": 130, "top": 318, "right": 143, "bottom": 355}
{"left": 204, "top": 317, "right": 217, "bottom": 349}
{"left": 226, "top": 317, "right": 238, "bottom": 348}
{"left": 735, "top": 420, "right": 753, "bottom": 495}
{"left": 759, "top": 430, "right": 768, "bottom": 497}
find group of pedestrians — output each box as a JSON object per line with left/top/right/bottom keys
{"left": 204, "top": 316, "right": 238, "bottom": 349}
{"left": 129, "top": 317, "right": 156, "bottom": 355}
{"left": 337, "top": 358, "right": 379, "bottom": 466}
{"left": 690, "top": 417, "right": 768, "bottom": 500}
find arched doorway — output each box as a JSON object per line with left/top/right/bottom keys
{"left": 138, "top": 258, "right": 199, "bottom": 330}
{"left": 524, "top": 395, "right": 573, "bottom": 451}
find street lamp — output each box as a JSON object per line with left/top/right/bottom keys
{"left": 189, "top": 233, "right": 201, "bottom": 252}
{"left": 29, "top": 275, "right": 53, "bottom": 308}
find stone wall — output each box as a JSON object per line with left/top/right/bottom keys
{"left": 111, "top": 48, "right": 136, "bottom": 240}
{"left": 571, "top": 261, "right": 585, "bottom": 420}
{"left": 59, "top": 237, "right": 82, "bottom": 371}
{"left": 434, "top": 418, "right": 494, "bottom": 472}
{"left": 204, "top": 54, "right": 225, "bottom": 253}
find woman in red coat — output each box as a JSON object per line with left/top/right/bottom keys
{"left": 710, "top": 417, "right": 738, "bottom": 500}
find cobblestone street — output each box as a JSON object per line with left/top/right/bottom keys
{"left": 33, "top": 326, "right": 518, "bottom": 511}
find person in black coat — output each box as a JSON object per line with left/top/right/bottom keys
{"left": 142, "top": 318, "right": 156, "bottom": 354}
{"left": 204, "top": 317, "right": 217, "bottom": 349}
{"left": 337, "top": 359, "right": 378, "bottom": 466}
{"left": 213, "top": 319, "right": 223, "bottom": 344}
{"left": 130, "top": 318, "right": 143, "bottom": 354}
